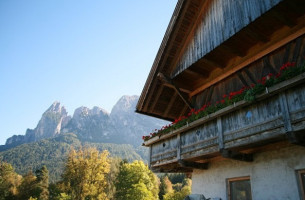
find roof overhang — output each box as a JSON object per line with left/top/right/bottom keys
{"left": 136, "top": 0, "right": 305, "bottom": 121}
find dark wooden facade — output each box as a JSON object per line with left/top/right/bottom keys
{"left": 136, "top": 0, "right": 305, "bottom": 172}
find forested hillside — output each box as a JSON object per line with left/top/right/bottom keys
{"left": 0, "top": 133, "right": 146, "bottom": 182}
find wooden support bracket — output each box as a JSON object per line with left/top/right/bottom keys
{"left": 277, "top": 93, "right": 305, "bottom": 146}
{"left": 286, "top": 132, "right": 305, "bottom": 147}
{"left": 158, "top": 72, "right": 193, "bottom": 109}
{"left": 178, "top": 159, "right": 209, "bottom": 170}
{"left": 220, "top": 149, "right": 253, "bottom": 162}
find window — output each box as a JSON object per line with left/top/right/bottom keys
{"left": 297, "top": 169, "right": 305, "bottom": 200}
{"left": 227, "top": 176, "right": 252, "bottom": 200}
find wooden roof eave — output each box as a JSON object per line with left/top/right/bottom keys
{"left": 136, "top": 0, "right": 185, "bottom": 113}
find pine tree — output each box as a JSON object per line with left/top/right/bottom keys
{"left": 35, "top": 165, "right": 49, "bottom": 200}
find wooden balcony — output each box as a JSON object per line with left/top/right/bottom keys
{"left": 144, "top": 73, "right": 305, "bottom": 172}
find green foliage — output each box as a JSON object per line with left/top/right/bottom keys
{"left": 17, "top": 171, "right": 38, "bottom": 200}
{"left": 0, "top": 133, "right": 145, "bottom": 182}
{"left": 61, "top": 148, "right": 110, "bottom": 200}
{"left": 35, "top": 165, "right": 49, "bottom": 200}
{"left": 105, "top": 157, "right": 122, "bottom": 199}
{"left": 159, "top": 176, "right": 173, "bottom": 200}
{"left": 163, "top": 178, "right": 191, "bottom": 200}
{"left": 115, "top": 160, "right": 159, "bottom": 200}
{"left": 0, "top": 161, "right": 22, "bottom": 199}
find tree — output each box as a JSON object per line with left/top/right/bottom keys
{"left": 163, "top": 178, "right": 191, "bottom": 200}
{"left": 105, "top": 157, "right": 121, "bottom": 200}
{"left": 159, "top": 176, "right": 173, "bottom": 200}
{"left": 35, "top": 165, "right": 49, "bottom": 200}
{"left": 115, "top": 160, "right": 159, "bottom": 200}
{"left": 17, "top": 171, "right": 38, "bottom": 200}
{"left": 0, "top": 161, "right": 22, "bottom": 199}
{"left": 61, "top": 148, "right": 110, "bottom": 200}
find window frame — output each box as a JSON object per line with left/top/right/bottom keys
{"left": 227, "top": 176, "right": 252, "bottom": 200}
{"left": 297, "top": 169, "right": 305, "bottom": 200}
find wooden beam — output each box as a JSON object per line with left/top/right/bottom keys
{"left": 244, "top": 68, "right": 257, "bottom": 84}
{"left": 237, "top": 72, "right": 250, "bottom": 87}
{"left": 158, "top": 72, "right": 194, "bottom": 109}
{"left": 270, "top": 9, "right": 297, "bottom": 28}
{"left": 204, "top": 85, "right": 214, "bottom": 105}
{"left": 220, "top": 44, "right": 247, "bottom": 57}
{"left": 178, "top": 159, "right": 209, "bottom": 170}
{"left": 149, "top": 85, "right": 164, "bottom": 112}
{"left": 263, "top": 57, "right": 277, "bottom": 74}
{"left": 244, "top": 27, "right": 270, "bottom": 43}
{"left": 202, "top": 58, "right": 224, "bottom": 69}
{"left": 163, "top": 82, "right": 191, "bottom": 94}
{"left": 185, "top": 68, "right": 208, "bottom": 79}
{"left": 220, "top": 149, "right": 253, "bottom": 162}
{"left": 151, "top": 167, "right": 193, "bottom": 173}
{"left": 292, "top": 37, "right": 303, "bottom": 62}
{"left": 163, "top": 93, "right": 178, "bottom": 116}
{"left": 189, "top": 26, "right": 305, "bottom": 97}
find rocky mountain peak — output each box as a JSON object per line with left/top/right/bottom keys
{"left": 111, "top": 95, "right": 139, "bottom": 116}
{"left": 46, "top": 101, "right": 68, "bottom": 116}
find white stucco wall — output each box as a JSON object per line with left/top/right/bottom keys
{"left": 192, "top": 145, "right": 305, "bottom": 200}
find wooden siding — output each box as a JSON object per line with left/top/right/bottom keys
{"left": 192, "top": 34, "right": 305, "bottom": 110}
{"left": 148, "top": 73, "right": 305, "bottom": 169}
{"left": 172, "top": 0, "right": 283, "bottom": 78}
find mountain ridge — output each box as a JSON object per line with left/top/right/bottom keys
{"left": 3, "top": 95, "right": 167, "bottom": 148}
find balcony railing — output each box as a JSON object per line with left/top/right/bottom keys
{"left": 144, "top": 73, "right": 305, "bottom": 172}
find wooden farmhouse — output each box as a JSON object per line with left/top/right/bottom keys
{"left": 136, "top": 0, "right": 305, "bottom": 199}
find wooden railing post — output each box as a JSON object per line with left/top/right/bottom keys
{"left": 148, "top": 146, "right": 152, "bottom": 169}
{"left": 278, "top": 92, "right": 305, "bottom": 146}
{"left": 177, "top": 133, "right": 181, "bottom": 160}
{"left": 217, "top": 117, "right": 224, "bottom": 150}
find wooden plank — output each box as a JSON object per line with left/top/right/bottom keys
{"left": 148, "top": 146, "right": 152, "bottom": 169}
{"left": 177, "top": 133, "right": 181, "bottom": 160}
{"left": 217, "top": 117, "right": 224, "bottom": 150}
{"left": 189, "top": 27, "right": 305, "bottom": 97}
{"left": 178, "top": 159, "right": 209, "bottom": 170}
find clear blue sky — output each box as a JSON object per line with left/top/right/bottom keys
{"left": 0, "top": 0, "right": 177, "bottom": 145}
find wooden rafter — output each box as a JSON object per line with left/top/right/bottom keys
{"left": 270, "top": 9, "right": 297, "bottom": 28}
{"left": 149, "top": 85, "right": 164, "bottom": 113}
{"left": 185, "top": 68, "right": 208, "bottom": 79}
{"left": 220, "top": 44, "right": 247, "bottom": 57}
{"left": 237, "top": 72, "right": 250, "bottom": 87}
{"left": 158, "top": 72, "right": 193, "bottom": 109}
{"left": 163, "top": 93, "right": 178, "bottom": 117}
